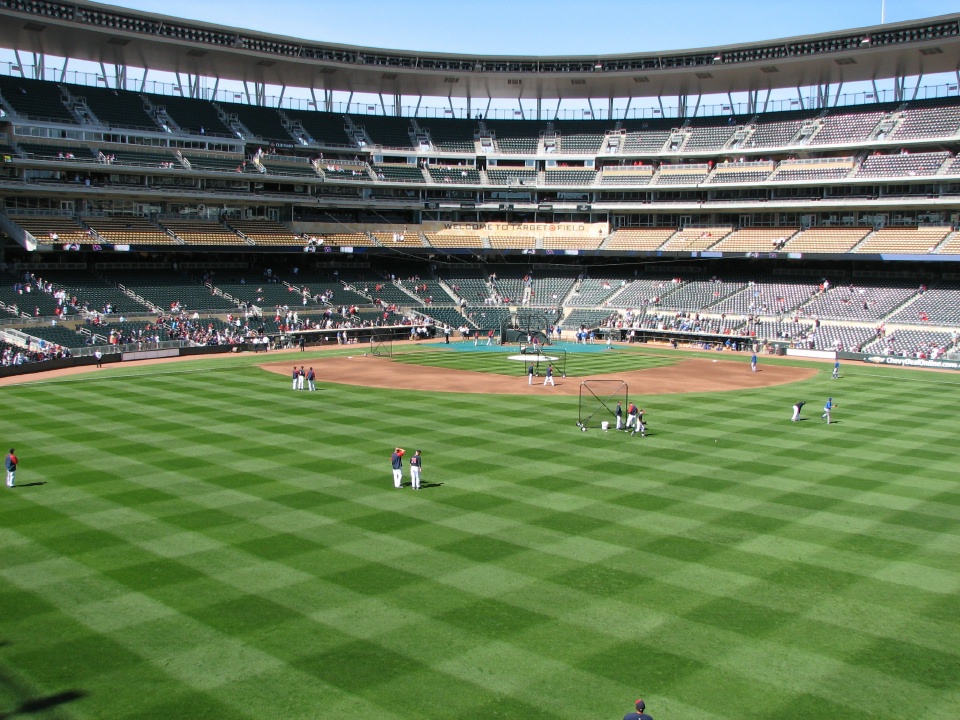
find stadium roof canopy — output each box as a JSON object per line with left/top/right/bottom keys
{"left": 0, "top": 0, "right": 959, "bottom": 102}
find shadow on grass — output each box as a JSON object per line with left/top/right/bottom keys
{"left": 0, "top": 689, "right": 86, "bottom": 718}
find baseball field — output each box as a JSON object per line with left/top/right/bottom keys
{"left": 1, "top": 344, "right": 957, "bottom": 719}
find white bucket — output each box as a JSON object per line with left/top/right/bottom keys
{"left": 601, "top": 421, "right": 610, "bottom": 430}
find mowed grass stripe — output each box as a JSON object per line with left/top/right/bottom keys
{"left": 1, "top": 354, "right": 959, "bottom": 718}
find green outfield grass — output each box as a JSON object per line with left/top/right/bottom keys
{"left": 1, "top": 352, "right": 958, "bottom": 720}
{"left": 389, "top": 345, "right": 677, "bottom": 376}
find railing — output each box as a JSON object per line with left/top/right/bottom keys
{"left": 6, "top": 62, "right": 960, "bottom": 122}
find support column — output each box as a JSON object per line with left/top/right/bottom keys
{"left": 911, "top": 74, "right": 923, "bottom": 101}
{"left": 608, "top": 96, "right": 613, "bottom": 121}
{"left": 14, "top": 50, "right": 27, "bottom": 77}
{"left": 33, "top": 52, "right": 45, "bottom": 81}
{"left": 893, "top": 76, "right": 905, "bottom": 102}
{"left": 394, "top": 93, "right": 401, "bottom": 116}
{"left": 832, "top": 82, "right": 844, "bottom": 107}
{"left": 59, "top": 57, "right": 69, "bottom": 84}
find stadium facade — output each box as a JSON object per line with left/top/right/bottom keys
{"left": 1, "top": 0, "right": 960, "bottom": 367}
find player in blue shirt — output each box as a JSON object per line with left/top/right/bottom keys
{"left": 822, "top": 397, "right": 835, "bottom": 424}
{"left": 832, "top": 359, "right": 840, "bottom": 379}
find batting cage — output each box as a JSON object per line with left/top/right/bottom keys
{"left": 577, "top": 380, "right": 629, "bottom": 430}
{"left": 370, "top": 335, "right": 393, "bottom": 357}
{"left": 500, "top": 308, "right": 555, "bottom": 346}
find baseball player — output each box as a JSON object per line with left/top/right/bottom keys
{"left": 832, "top": 360, "right": 840, "bottom": 379}
{"left": 634, "top": 408, "right": 646, "bottom": 437}
{"left": 297, "top": 366, "right": 305, "bottom": 391}
{"left": 615, "top": 401, "right": 623, "bottom": 430}
{"left": 5, "top": 448, "right": 17, "bottom": 488}
{"left": 791, "top": 400, "right": 805, "bottom": 422}
{"left": 543, "top": 364, "right": 555, "bottom": 386}
{"left": 822, "top": 397, "right": 835, "bottom": 424}
{"left": 391, "top": 448, "right": 405, "bottom": 488}
{"left": 527, "top": 362, "right": 535, "bottom": 385}
{"left": 751, "top": 352, "right": 758, "bottom": 372}
{"left": 624, "top": 698, "right": 653, "bottom": 720}
{"left": 409, "top": 450, "right": 422, "bottom": 490}
{"left": 625, "top": 402, "right": 639, "bottom": 432}
{"left": 306, "top": 367, "right": 316, "bottom": 392}
{"left": 291, "top": 366, "right": 298, "bottom": 390}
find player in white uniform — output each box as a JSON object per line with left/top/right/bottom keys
{"left": 410, "top": 450, "right": 422, "bottom": 489}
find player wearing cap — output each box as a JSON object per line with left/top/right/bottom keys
{"left": 391, "top": 448, "right": 405, "bottom": 488}
{"left": 306, "top": 367, "right": 316, "bottom": 392}
{"left": 751, "top": 352, "right": 758, "bottom": 372}
{"left": 634, "top": 407, "right": 646, "bottom": 437}
{"left": 822, "top": 397, "right": 835, "bottom": 424}
{"left": 625, "top": 402, "right": 639, "bottom": 432}
{"left": 832, "top": 359, "right": 840, "bottom": 379}
{"left": 615, "top": 401, "right": 623, "bottom": 430}
{"left": 409, "top": 450, "right": 423, "bottom": 490}
{"left": 5, "top": 448, "right": 17, "bottom": 488}
{"left": 543, "top": 364, "right": 555, "bottom": 386}
{"left": 623, "top": 698, "right": 653, "bottom": 720}
{"left": 291, "top": 366, "right": 298, "bottom": 390}
{"left": 792, "top": 400, "right": 805, "bottom": 422}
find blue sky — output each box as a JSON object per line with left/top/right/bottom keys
{"left": 109, "top": 0, "right": 960, "bottom": 55}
